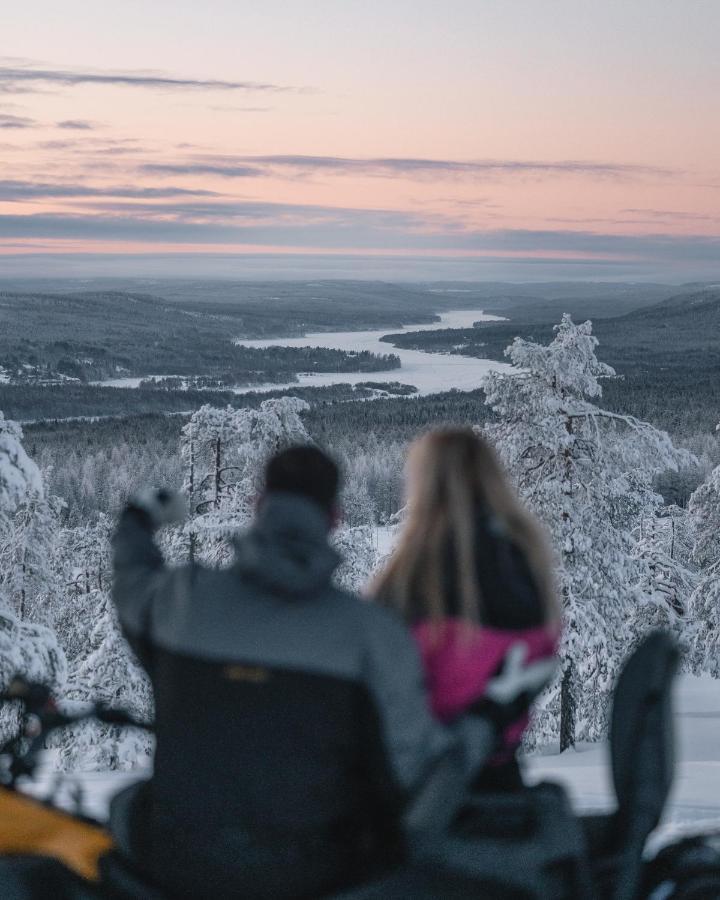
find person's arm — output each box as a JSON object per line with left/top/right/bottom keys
{"left": 360, "top": 608, "right": 555, "bottom": 834}
{"left": 111, "top": 489, "right": 185, "bottom": 669}
{"left": 359, "top": 608, "right": 495, "bottom": 829}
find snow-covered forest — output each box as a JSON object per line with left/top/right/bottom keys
{"left": 1, "top": 313, "right": 719, "bottom": 772}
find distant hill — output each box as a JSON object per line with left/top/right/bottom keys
{"left": 0, "top": 286, "right": 418, "bottom": 382}
{"left": 593, "top": 289, "right": 720, "bottom": 366}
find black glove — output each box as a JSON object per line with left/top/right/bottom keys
{"left": 470, "top": 643, "right": 556, "bottom": 733}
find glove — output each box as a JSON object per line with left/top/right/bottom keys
{"left": 128, "top": 488, "right": 186, "bottom": 530}
{"left": 471, "top": 642, "right": 556, "bottom": 733}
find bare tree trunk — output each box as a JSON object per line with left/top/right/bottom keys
{"left": 214, "top": 438, "right": 222, "bottom": 507}
{"left": 559, "top": 659, "right": 576, "bottom": 752}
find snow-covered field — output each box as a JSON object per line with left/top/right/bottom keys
{"left": 526, "top": 674, "right": 720, "bottom": 840}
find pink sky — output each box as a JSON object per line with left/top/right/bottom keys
{"left": 1, "top": 0, "right": 719, "bottom": 278}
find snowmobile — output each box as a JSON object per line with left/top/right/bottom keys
{"left": 0, "top": 631, "right": 718, "bottom": 899}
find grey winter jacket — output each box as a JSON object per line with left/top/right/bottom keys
{"left": 111, "top": 492, "right": 494, "bottom": 872}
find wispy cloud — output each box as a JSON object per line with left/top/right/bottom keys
{"left": 56, "top": 119, "right": 98, "bottom": 130}
{"left": 0, "top": 180, "right": 220, "bottom": 200}
{"left": 141, "top": 163, "right": 266, "bottom": 179}
{"left": 209, "top": 105, "right": 273, "bottom": 113}
{"left": 0, "top": 62, "right": 299, "bottom": 94}
{"left": 1, "top": 206, "right": 718, "bottom": 266}
{"left": 236, "top": 154, "right": 677, "bottom": 180}
{"left": 0, "top": 113, "right": 37, "bottom": 128}
{"left": 620, "top": 208, "right": 719, "bottom": 222}
{"left": 140, "top": 153, "right": 676, "bottom": 183}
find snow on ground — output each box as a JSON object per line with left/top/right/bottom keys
{"left": 29, "top": 310, "right": 720, "bottom": 842}
{"left": 525, "top": 674, "right": 720, "bottom": 841}
{"left": 22, "top": 671, "right": 720, "bottom": 843}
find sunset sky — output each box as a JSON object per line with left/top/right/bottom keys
{"left": 2, "top": 0, "right": 719, "bottom": 279}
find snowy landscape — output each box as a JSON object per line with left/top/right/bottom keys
{"left": 1, "top": 279, "right": 719, "bottom": 843}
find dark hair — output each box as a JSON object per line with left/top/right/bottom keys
{"left": 264, "top": 445, "right": 341, "bottom": 515}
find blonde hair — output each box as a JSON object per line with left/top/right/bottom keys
{"left": 371, "top": 428, "right": 559, "bottom": 626}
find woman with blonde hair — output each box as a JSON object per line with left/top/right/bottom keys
{"left": 371, "top": 427, "right": 560, "bottom": 789}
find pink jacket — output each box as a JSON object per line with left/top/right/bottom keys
{"left": 412, "top": 619, "right": 559, "bottom": 755}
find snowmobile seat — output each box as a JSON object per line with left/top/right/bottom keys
{"left": 334, "top": 782, "right": 593, "bottom": 899}
{"left": 583, "top": 630, "right": 679, "bottom": 900}
{"left": 97, "top": 849, "right": 167, "bottom": 900}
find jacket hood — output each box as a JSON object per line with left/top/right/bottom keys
{"left": 233, "top": 492, "right": 340, "bottom": 596}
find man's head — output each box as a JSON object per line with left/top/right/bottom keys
{"left": 263, "top": 445, "right": 341, "bottom": 521}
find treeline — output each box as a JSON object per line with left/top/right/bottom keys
{"left": 138, "top": 349, "right": 400, "bottom": 391}
{"left": 2, "top": 379, "right": 419, "bottom": 423}
{"left": 381, "top": 289, "right": 720, "bottom": 439}
{"left": 0, "top": 287, "right": 432, "bottom": 383}
{"left": 25, "top": 389, "right": 491, "bottom": 524}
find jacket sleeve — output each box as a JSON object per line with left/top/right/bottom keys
{"left": 111, "top": 507, "right": 168, "bottom": 670}
{"left": 360, "top": 605, "right": 496, "bottom": 831}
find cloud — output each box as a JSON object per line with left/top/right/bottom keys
{"left": 620, "top": 208, "right": 719, "bottom": 222}
{"left": 209, "top": 105, "right": 272, "bottom": 113}
{"left": 1, "top": 207, "right": 718, "bottom": 268}
{"left": 0, "top": 179, "right": 220, "bottom": 200}
{"left": 141, "top": 153, "right": 676, "bottom": 183}
{"left": 141, "top": 163, "right": 266, "bottom": 179}
{"left": 234, "top": 154, "right": 677, "bottom": 180}
{"left": 0, "top": 113, "right": 37, "bottom": 128}
{"left": 56, "top": 119, "right": 98, "bottom": 130}
{"left": 0, "top": 63, "right": 297, "bottom": 94}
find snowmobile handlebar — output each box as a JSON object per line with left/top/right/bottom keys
{"left": 0, "top": 676, "right": 152, "bottom": 786}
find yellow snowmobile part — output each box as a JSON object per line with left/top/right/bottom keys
{"left": 0, "top": 786, "right": 114, "bottom": 881}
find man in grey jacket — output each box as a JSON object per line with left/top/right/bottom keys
{"left": 111, "top": 445, "right": 552, "bottom": 899}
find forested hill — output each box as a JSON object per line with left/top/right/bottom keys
{"left": 0, "top": 287, "right": 414, "bottom": 383}
{"left": 381, "top": 288, "right": 720, "bottom": 437}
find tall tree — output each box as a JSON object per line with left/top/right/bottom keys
{"left": 483, "top": 316, "right": 690, "bottom": 748}
{"left": 0, "top": 412, "right": 66, "bottom": 743}
{"left": 686, "top": 460, "right": 720, "bottom": 676}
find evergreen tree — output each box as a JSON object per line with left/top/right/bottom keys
{"left": 483, "top": 316, "right": 690, "bottom": 747}
{"left": 686, "top": 460, "right": 720, "bottom": 676}
{"left": 179, "top": 399, "right": 311, "bottom": 565}
{"left": 0, "top": 411, "right": 66, "bottom": 743}
{"left": 56, "top": 593, "right": 153, "bottom": 772}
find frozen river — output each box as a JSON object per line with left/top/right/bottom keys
{"left": 97, "top": 309, "right": 511, "bottom": 394}
{"left": 234, "top": 308, "right": 513, "bottom": 395}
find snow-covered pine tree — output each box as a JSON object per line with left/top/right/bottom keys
{"left": 483, "top": 316, "right": 691, "bottom": 748}
{"left": 178, "top": 398, "right": 311, "bottom": 566}
{"left": 56, "top": 592, "right": 153, "bottom": 772}
{"left": 0, "top": 493, "right": 63, "bottom": 623}
{"left": 686, "top": 458, "right": 720, "bottom": 676}
{"left": 332, "top": 526, "right": 378, "bottom": 593}
{"left": 52, "top": 515, "right": 113, "bottom": 661}
{"left": 0, "top": 412, "right": 66, "bottom": 743}
{"left": 632, "top": 509, "right": 697, "bottom": 653}
{"left": 176, "top": 399, "right": 378, "bottom": 586}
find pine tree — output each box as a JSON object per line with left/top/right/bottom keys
{"left": 686, "top": 461, "right": 720, "bottom": 676}
{"left": 332, "top": 526, "right": 378, "bottom": 592}
{"left": 0, "top": 411, "right": 67, "bottom": 743}
{"left": 56, "top": 593, "right": 153, "bottom": 772}
{"left": 178, "top": 399, "right": 310, "bottom": 566}
{"left": 483, "top": 316, "right": 691, "bottom": 747}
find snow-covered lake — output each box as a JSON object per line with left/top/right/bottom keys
{"left": 234, "top": 308, "right": 512, "bottom": 396}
